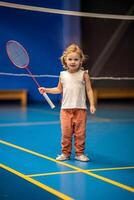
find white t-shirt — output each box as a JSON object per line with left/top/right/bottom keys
{"left": 60, "top": 70, "right": 87, "bottom": 109}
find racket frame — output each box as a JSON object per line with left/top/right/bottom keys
{"left": 6, "top": 40, "right": 55, "bottom": 109}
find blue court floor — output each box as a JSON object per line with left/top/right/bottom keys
{"left": 0, "top": 101, "right": 134, "bottom": 200}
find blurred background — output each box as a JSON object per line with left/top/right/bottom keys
{"left": 0, "top": 0, "right": 134, "bottom": 104}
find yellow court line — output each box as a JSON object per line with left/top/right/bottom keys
{"left": 90, "top": 166, "right": 134, "bottom": 172}
{"left": 0, "top": 140, "right": 134, "bottom": 193}
{"left": 28, "top": 170, "right": 78, "bottom": 177}
{"left": 0, "top": 164, "right": 73, "bottom": 200}
{"left": 27, "top": 166, "right": 134, "bottom": 177}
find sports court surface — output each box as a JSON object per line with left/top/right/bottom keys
{"left": 0, "top": 101, "right": 134, "bottom": 200}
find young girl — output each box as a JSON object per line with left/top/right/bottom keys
{"left": 39, "top": 44, "right": 96, "bottom": 162}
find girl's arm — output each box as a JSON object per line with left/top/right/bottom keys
{"left": 84, "top": 71, "right": 96, "bottom": 114}
{"left": 38, "top": 78, "right": 63, "bottom": 94}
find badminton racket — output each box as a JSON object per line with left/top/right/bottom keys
{"left": 6, "top": 40, "right": 55, "bottom": 109}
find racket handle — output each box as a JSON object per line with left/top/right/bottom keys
{"left": 42, "top": 92, "right": 55, "bottom": 109}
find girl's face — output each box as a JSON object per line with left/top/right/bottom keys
{"left": 65, "top": 52, "right": 82, "bottom": 73}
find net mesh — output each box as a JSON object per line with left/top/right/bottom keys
{"left": 1, "top": 3, "right": 134, "bottom": 85}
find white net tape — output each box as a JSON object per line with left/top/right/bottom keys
{"left": 0, "top": 2, "right": 133, "bottom": 81}
{"left": 0, "top": 1, "right": 134, "bottom": 20}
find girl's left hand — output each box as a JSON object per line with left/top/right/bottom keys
{"left": 90, "top": 105, "right": 96, "bottom": 114}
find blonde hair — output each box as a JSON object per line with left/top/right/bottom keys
{"left": 60, "top": 44, "right": 87, "bottom": 70}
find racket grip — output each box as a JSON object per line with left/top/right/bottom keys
{"left": 42, "top": 92, "right": 55, "bottom": 109}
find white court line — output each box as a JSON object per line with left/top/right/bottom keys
{"left": 27, "top": 108, "right": 60, "bottom": 115}
{"left": 0, "top": 1, "right": 134, "bottom": 20}
{"left": 0, "top": 118, "right": 134, "bottom": 127}
{"left": 87, "top": 117, "right": 134, "bottom": 123}
{"left": 0, "top": 121, "right": 60, "bottom": 127}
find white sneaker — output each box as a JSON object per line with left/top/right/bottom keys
{"left": 56, "top": 154, "right": 70, "bottom": 161}
{"left": 75, "top": 154, "right": 90, "bottom": 162}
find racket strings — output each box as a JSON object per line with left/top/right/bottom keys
{"left": 7, "top": 41, "right": 29, "bottom": 68}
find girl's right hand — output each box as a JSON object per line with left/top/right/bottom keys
{"left": 38, "top": 87, "right": 46, "bottom": 94}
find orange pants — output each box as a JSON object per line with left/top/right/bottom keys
{"left": 60, "top": 109, "right": 87, "bottom": 157}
